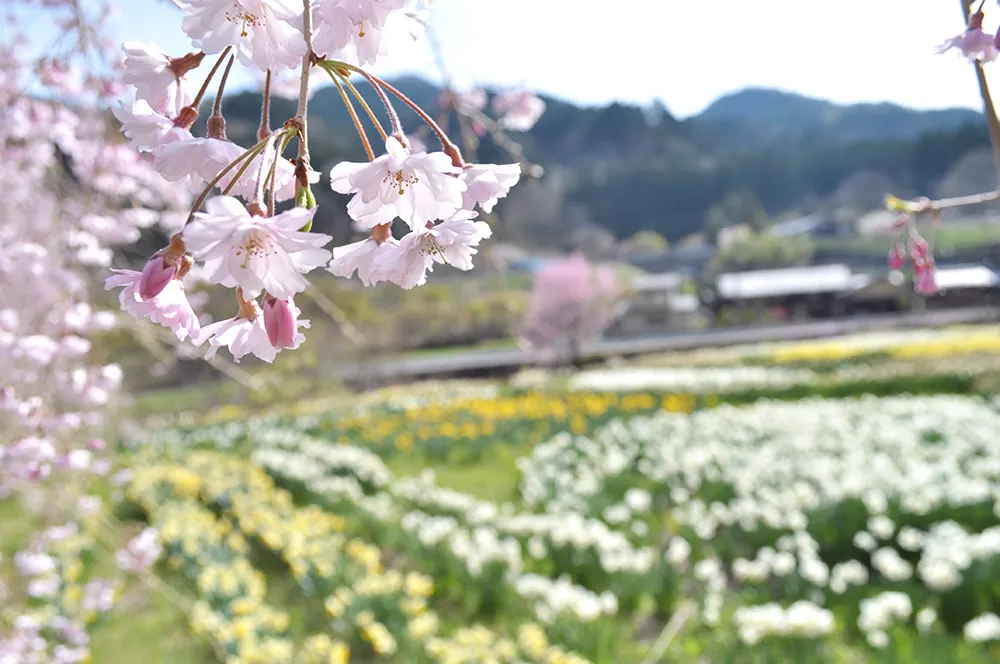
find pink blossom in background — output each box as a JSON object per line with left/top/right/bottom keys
{"left": 518, "top": 254, "right": 621, "bottom": 359}
{"left": 493, "top": 90, "right": 546, "bottom": 132}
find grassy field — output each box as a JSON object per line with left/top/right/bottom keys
{"left": 10, "top": 324, "right": 1000, "bottom": 663}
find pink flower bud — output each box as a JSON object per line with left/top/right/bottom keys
{"left": 888, "top": 243, "right": 905, "bottom": 271}
{"left": 262, "top": 297, "right": 297, "bottom": 349}
{"left": 88, "top": 439, "right": 106, "bottom": 451}
{"left": 138, "top": 256, "right": 176, "bottom": 301}
{"left": 915, "top": 268, "right": 938, "bottom": 296}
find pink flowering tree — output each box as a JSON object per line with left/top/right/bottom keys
{"left": 518, "top": 254, "right": 622, "bottom": 366}
{"left": 2, "top": 1, "right": 184, "bottom": 658}
{"left": 889, "top": 0, "right": 1000, "bottom": 296}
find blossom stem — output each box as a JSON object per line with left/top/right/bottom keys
{"left": 360, "top": 69, "right": 463, "bottom": 164}
{"left": 325, "top": 63, "right": 414, "bottom": 145}
{"left": 212, "top": 55, "right": 236, "bottom": 117}
{"left": 253, "top": 130, "right": 284, "bottom": 207}
{"left": 962, "top": 0, "right": 1000, "bottom": 187}
{"left": 329, "top": 69, "right": 375, "bottom": 161}
{"left": 259, "top": 69, "right": 272, "bottom": 140}
{"left": 190, "top": 46, "right": 232, "bottom": 110}
{"left": 184, "top": 134, "right": 274, "bottom": 223}
{"left": 339, "top": 74, "right": 388, "bottom": 141}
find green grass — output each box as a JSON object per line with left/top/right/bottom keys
{"left": 387, "top": 444, "right": 527, "bottom": 503}
{"left": 815, "top": 222, "right": 1000, "bottom": 255}
{"left": 89, "top": 582, "right": 216, "bottom": 664}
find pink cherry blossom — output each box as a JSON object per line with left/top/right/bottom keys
{"left": 104, "top": 270, "right": 201, "bottom": 340}
{"left": 938, "top": 11, "right": 998, "bottom": 62}
{"left": 121, "top": 41, "right": 196, "bottom": 116}
{"left": 330, "top": 135, "right": 466, "bottom": 229}
{"left": 493, "top": 90, "right": 546, "bottom": 132}
{"left": 460, "top": 163, "right": 521, "bottom": 213}
{"left": 183, "top": 196, "right": 332, "bottom": 300}
{"left": 887, "top": 243, "right": 905, "bottom": 271}
{"left": 181, "top": 0, "right": 307, "bottom": 71}
{"left": 915, "top": 267, "right": 938, "bottom": 296}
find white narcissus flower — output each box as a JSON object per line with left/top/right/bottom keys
{"left": 460, "top": 163, "right": 521, "bottom": 213}
{"left": 112, "top": 100, "right": 175, "bottom": 152}
{"left": 181, "top": 0, "right": 307, "bottom": 71}
{"left": 183, "top": 196, "right": 332, "bottom": 300}
{"left": 330, "top": 136, "right": 465, "bottom": 229}
{"left": 121, "top": 41, "right": 195, "bottom": 116}
{"left": 104, "top": 270, "right": 200, "bottom": 341}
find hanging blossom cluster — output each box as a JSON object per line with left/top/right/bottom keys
{"left": 886, "top": 4, "right": 1000, "bottom": 296}
{"left": 886, "top": 213, "right": 939, "bottom": 296}
{"left": 107, "top": 0, "right": 537, "bottom": 364}
{"left": 2, "top": 1, "right": 184, "bottom": 661}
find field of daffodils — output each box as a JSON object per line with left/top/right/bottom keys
{"left": 61, "top": 327, "right": 1000, "bottom": 661}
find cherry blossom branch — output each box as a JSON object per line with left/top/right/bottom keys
{"left": 190, "top": 46, "right": 231, "bottom": 111}
{"left": 340, "top": 75, "right": 389, "bottom": 142}
{"left": 887, "top": 190, "right": 1000, "bottom": 213}
{"left": 294, "top": 0, "right": 314, "bottom": 188}
{"left": 328, "top": 68, "right": 375, "bottom": 160}
{"left": 258, "top": 69, "right": 272, "bottom": 140}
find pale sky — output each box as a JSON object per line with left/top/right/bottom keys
{"left": 16, "top": 0, "right": 1000, "bottom": 118}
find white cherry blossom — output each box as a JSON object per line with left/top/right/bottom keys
{"left": 121, "top": 41, "right": 195, "bottom": 116}
{"left": 182, "top": 196, "right": 331, "bottom": 300}
{"left": 330, "top": 136, "right": 465, "bottom": 229}
{"left": 112, "top": 100, "right": 175, "bottom": 152}
{"left": 181, "top": 0, "right": 307, "bottom": 71}
{"left": 460, "top": 163, "right": 521, "bottom": 213}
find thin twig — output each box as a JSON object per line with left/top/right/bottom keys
{"left": 640, "top": 602, "right": 697, "bottom": 664}
{"left": 298, "top": 287, "right": 366, "bottom": 346}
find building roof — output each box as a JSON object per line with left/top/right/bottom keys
{"left": 717, "top": 264, "right": 871, "bottom": 300}
{"left": 934, "top": 265, "right": 1000, "bottom": 290}
{"left": 631, "top": 272, "right": 685, "bottom": 292}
